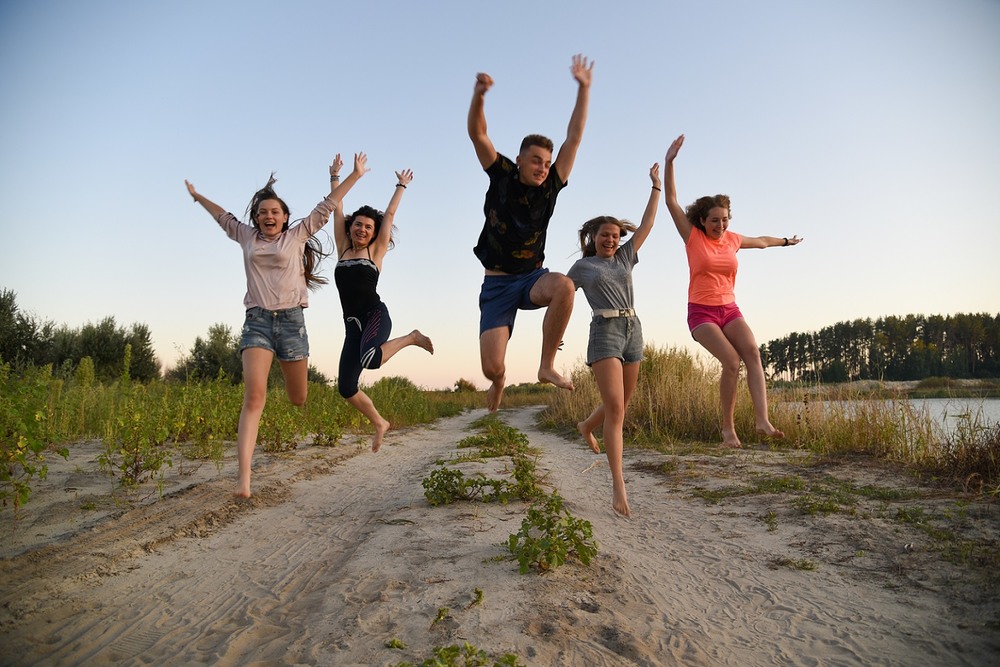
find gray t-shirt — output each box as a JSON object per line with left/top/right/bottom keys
{"left": 566, "top": 238, "right": 638, "bottom": 312}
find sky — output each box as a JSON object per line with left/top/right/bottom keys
{"left": 1, "top": 0, "right": 998, "bottom": 391}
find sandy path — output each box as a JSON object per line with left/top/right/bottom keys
{"left": 1, "top": 406, "right": 996, "bottom": 666}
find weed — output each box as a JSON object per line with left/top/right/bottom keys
{"left": 393, "top": 642, "right": 526, "bottom": 667}
{"left": 507, "top": 491, "right": 597, "bottom": 574}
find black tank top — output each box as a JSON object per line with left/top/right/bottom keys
{"left": 334, "top": 247, "right": 381, "bottom": 318}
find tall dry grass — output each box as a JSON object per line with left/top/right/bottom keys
{"left": 539, "top": 344, "right": 1000, "bottom": 495}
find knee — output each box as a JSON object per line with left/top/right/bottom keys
{"left": 288, "top": 391, "right": 307, "bottom": 407}
{"left": 337, "top": 381, "right": 358, "bottom": 400}
{"left": 551, "top": 274, "right": 575, "bottom": 302}
{"left": 720, "top": 357, "right": 743, "bottom": 377}
{"left": 242, "top": 388, "right": 267, "bottom": 413}
{"left": 481, "top": 358, "right": 505, "bottom": 383}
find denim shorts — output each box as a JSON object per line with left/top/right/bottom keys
{"left": 587, "top": 315, "right": 643, "bottom": 365}
{"left": 240, "top": 306, "right": 309, "bottom": 361}
{"left": 479, "top": 268, "right": 547, "bottom": 335}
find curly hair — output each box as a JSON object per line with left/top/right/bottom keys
{"left": 684, "top": 194, "right": 731, "bottom": 233}
{"left": 344, "top": 205, "right": 396, "bottom": 250}
{"left": 577, "top": 215, "right": 637, "bottom": 258}
{"left": 246, "top": 173, "right": 330, "bottom": 290}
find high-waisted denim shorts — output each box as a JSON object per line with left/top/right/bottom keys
{"left": 240, "top": 306, "right": 309, "bottom": 361}
{"left": 587, "top": 315, "right": 643, "bottom": 365}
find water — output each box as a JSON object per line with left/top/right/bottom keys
{"left": 911, "top": 397, "right": 1000, "bottom": 435}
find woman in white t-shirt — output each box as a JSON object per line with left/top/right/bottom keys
{"left": 566, "top": 163, "right": 661, "bottom": 517}
{"left": 185, "top": 153, "right": 365, "bottom": 498}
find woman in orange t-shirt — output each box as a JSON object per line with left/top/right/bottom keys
{"left": 663, "top": 135, "right": 802, "bottom": 448}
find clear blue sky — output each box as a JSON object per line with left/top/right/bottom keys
{"left": 2, "top": 0, "right": 998, "bottom": 390}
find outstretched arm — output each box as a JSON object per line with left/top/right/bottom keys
{"left": 663, "top": 134, "right": 692, "bottom": 243}
{"left": 370, "top": 169, "right": 413, "bottom": 264}
{"left": 551, "top": 54, "right": 594, "bottom": 182}
{"left": 630, "top": 163, "right": 661, "bottom": 252}
{"left": 185, "top": 180, "right": 225, "bottom": 220}
{"left": 468, "top": 72, "right": 498, "bottom": 170}
{"left": 333, "top": 152, "right": 369, "bottom": 255}
{"left": 741, "top": 234, "right": 804, "bottom": 249}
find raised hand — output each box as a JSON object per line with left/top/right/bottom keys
{"left": 329, "top": 153, "right": 343, "bottom": 179}
{"left": 353, "top": 152, "right": 369, "bottom": 176}
{"left": 395, "top": 169, "right": 414, "bottom": 187}
{"left": 570, "top": 53, "right": 594, "bottom": 87}
{"left": 649, "top": 162, "right": 661, "bottom": 189}
{"left": 665, "top": 134, "right": 685, "bottom": 162}
{"left": 474, "top": 72, "right": 494, "bottom": 95}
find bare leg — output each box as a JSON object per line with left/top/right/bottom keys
{"left": 236, "top": 348, "right": 274, "bottom": 497}
{"left": 346, "top": 390, "right": 391, "bottom": 452}
{"left": 578, "top": 361, "right": 639, "bottom": 454}
{"left": 480, "top": 326, "right": 509, "bottom": 412}
{"left": 693, "top": 324, "right": 743, "bottom": 448}
{"left": 723, "top": 318, "right": 784, "bottom": 438}
{"left": 380, "top": 329, "right": 434, "bottom": 365}
{"left": 577, "top": 405, "right": 603, "bottom": 454}
{"left": 278, "top": 358, "right": 309, "bottom": 406}
{"left": 592, "top": 358, "right": 630, "bottom": 516}
{"left": 529, "top": 272, "right": 575, "bottom": 390}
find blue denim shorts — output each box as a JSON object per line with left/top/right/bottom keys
{"left": 240, "top": 306, "right": 309, "bottom": 361}
{"left": 478, "top": 268, "right": 547, "bottom": 335}
{"left": 587, "top": 315, "right": 643, "bottom": 365}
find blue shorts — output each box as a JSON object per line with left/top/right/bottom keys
{"left": 587, "top": 315, "right": 644, "bottom": 366}
{"left": 240, "top": 306, "right": 309, "bottom": 361}
{"left": 478, "top": 268, "right": 547, "bottom": 335}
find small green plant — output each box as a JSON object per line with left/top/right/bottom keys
{"left": 385, "top": 638, "right": 406, "bottom": 649}
{"left": 467, "top": 587, "right": 484, "bottom": 609}
{"left": 762, "top": 510, "right": 778, "bottom": 531}
{"left": 430, "top": 606, "right": 451, "bottom": 628}
{"left": 393, "top": 642, "right": 525, "bottom": 667}
{"left": 507, "top": 491, "right": 597, "bottom": 574}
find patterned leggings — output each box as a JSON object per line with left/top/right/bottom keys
{"left": 337, "top": 302, "right": 392, "bottom": 399}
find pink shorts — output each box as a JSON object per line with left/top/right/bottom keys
{"left": 687, "top": 302, "right": 744, "bottom": 338}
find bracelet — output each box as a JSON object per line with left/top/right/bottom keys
{"left": 330, "top": 175, "right": 340, "bottom": 181}
{"left": 651, "top": 186, "right": 661, "bottom": 192}
{"left": 783, "top": 237, "right": 788, "bottom": 246}
{"left": 396, "top": 183, "right": 406, "bottom": 188}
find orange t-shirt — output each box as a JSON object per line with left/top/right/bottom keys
{"left": 685, "top": 229, "right": 742, "bottom": 306}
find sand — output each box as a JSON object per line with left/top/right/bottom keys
{"left": 1, "top": 406, "right": 997, "bottom": 666}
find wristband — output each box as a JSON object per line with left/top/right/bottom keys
{"left": 651, "top": 186, "right": 661, "bottom": 192}
{"left": 783, "top": 237, "right": 788, "bottom": 246}
{"left": 396, "top": 183, "right": 406, "bottom": 188}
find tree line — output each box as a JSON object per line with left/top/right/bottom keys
{"left": 761, "top": 312, "right": 1000, "bottom": 383}
{"left": 1, "top": 288, "right": 328, "bottom": 385}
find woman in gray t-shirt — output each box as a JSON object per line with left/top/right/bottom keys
{"left": 566, "top": 163, "right": 661, "bottom": 517}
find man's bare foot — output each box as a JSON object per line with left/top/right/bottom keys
{"left": 372, "top": 418, "right": 390, "bottom": 453}
{"left": 486, "top": 379, "right": 505, "bottom": 412}
{"left": 721, "top": 427, "right": 742, "bottom": 449}
{"left": 756, "top": 423, "right": 785, "bottom": 439}
{"left": 577, "top": 421, "right": 601, "bottom": 454}
{"left": 612, "top": 486, "right": 631, "bottom": 517}
{"left": 538, "top": 368, "right": 574, "bottom": 391}
{"left": 411, "top": 330, "right": 434, "bottom": 354}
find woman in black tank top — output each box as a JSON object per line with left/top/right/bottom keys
{"left": 331, "top": 155, "right": 434, "bottom": 452}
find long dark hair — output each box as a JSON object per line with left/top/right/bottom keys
{"left": 246, "top": 173, "right": 330, "bottom": 289}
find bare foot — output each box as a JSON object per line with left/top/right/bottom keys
{"left": 411, "top": 330, "right": 434, "bottom": 354}
{"left": 756, "top": 423, "right": 785, "bottom": 439}
{"left": 577, "top": 421, "right": 601, "bottom": 454}
{"left": 372, "top": 418, "right": 390, "bottom": 453}
{"left": 612, "top": 486, "right": 631, "bottom": 517}
{"left": 721, "top": 427, "right": 742, "bottom": 449}
{"left": 537, "top": 368, "right": 574, "bottom": 391}
{"left": 486, "top": 379, "right": 505, "bottom": 412}
{"left": 234, "top": 479, "right": 251, "bottom": 499}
